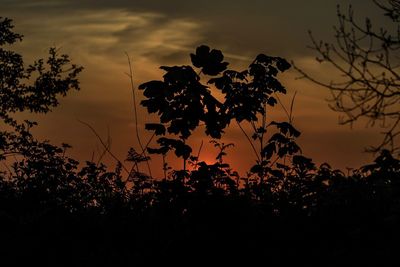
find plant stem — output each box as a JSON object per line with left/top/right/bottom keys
{"left": 236, "top": 121, "right": 260, "bottom": 162}
{"left": 125, "top": 53, "right": 153, "bottom": 178}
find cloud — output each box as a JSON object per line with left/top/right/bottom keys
{"left": 3, "top": 0, "right": 386, "bottom": 62}
{"left": 6, "top": 8, "right": 204, "bottom": 63}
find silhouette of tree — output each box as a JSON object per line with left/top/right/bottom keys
{"left": 140, "top": 45, "right": 303, "bottom": 192}
{"left": 0, "top": 17, "right": 83, "bottom": 162}
{"left": 295, "top": 0, "right": 400, "bottom": 154}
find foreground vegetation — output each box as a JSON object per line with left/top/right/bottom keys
{"left": 1, "top": 17, "right": 400, "bottom": 266}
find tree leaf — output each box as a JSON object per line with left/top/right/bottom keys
{"left": 145, "top": 123, "right": 166, "bottom": 135}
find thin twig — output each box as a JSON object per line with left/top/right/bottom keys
{"left": 236, "top": 121, "right": 260, "bottom": 161}
{"left": 125, "top": 53, "right": 153, "bottom": 178}
{"left": 96, "top": 125, "right": 111, "bottom": 165}
{"left": 77, "top": 119, "right": 129, "bottom": 174}
{"left": 194, "top": 140, "right": 204, "bottom": 169}
{"left": 274, "top": 93, "right": 291, "bottom": 121}
{"left": 289, "top": 91, "right": 297, "bottom": 123}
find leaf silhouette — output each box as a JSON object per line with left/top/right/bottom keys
{"left": 145, "top": 123, "right": 166, "bottom": 135}
{"left": 271, "top": 121, "right": 301, "bottom": 137}
{"left": 190, "top": 45, "right": 228, "bottom": 76}
{"left": 150, "top": 137, "right": 193, "bottom": 159}
{"left": 262, "top": 142, "right": 276, "bottom": 160}
{"left": 292, "top": 155, "right": 315, "bottom": 171}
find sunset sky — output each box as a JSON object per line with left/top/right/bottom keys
{"left": 1, "top": 0, "right": 390, "bottom": 177}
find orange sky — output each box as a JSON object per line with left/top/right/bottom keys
{"left": 1, "top": 0, "right": 389, "bottom": 177}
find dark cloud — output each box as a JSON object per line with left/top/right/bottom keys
{"left": 3, "top": 0, "right": 386, "bottom": 59}
{"left": 142, "top": 49, "right": 189, "bottom": 65}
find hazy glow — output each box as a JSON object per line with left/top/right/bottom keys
{"left": 1, "top": 0, "right": 386, "bottom": 177}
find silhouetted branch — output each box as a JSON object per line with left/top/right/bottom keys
{"left": 77, "top": 119, "right": 129, "bottom": 174}
{"left": 194, "top": 140, "right": 204, "bottom": 169}
{"left": 125, "top": 53, "right": 153, "bottom": 178}
{"left": 96, "top": 125, "right": 112, "bottom": 165}
{"left": 294, "top": 1, "right": 400, "bottom": 154}
{"left": 236, "top": 121, "right": 260, "bottom": 161}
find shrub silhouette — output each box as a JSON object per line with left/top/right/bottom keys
{"left": 139, "top": 44, "right": 303, "bottom": 200}
{"left": 0, "top": 17, "right": 400, "bottom": 266}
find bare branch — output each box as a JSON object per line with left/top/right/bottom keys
{"left": 294, "top": 1, "right": 400, "bottom": 154}
{"left": 77, "top": 119, "right": 130, "bottom": 175}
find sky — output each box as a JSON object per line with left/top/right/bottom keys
{"left": 0, "top": 0, "right": 391, "bottom": 177}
